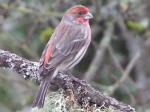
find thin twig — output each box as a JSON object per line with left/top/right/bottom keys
{"left": 107, "top": 47, "right": 141, "bottom": 95}
{"left": 84, "top": 22, "right": 113, "bottom": 82}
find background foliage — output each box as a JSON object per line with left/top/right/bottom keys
{"left": 0, "top": 0, "right": 150, "bottom": 112}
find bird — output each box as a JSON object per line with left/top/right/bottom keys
{"left": 32, "top": 5, "right": 93, "bottom": 108}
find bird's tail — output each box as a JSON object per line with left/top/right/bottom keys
{"left": 32, "top": 78, "right": 50, "bottom": 108}
{"left": 32, "top": 65, "right": 55, "bottom": 108}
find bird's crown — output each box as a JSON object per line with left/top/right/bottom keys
{"left": 66, "top": 5, "right": 89, "bottom": 14}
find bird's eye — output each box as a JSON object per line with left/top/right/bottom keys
{"left": 78, "top": 12, "right": 83, "bottom": 16}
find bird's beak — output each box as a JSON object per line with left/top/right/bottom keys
{"left": 84, "top": 12, "right": 93, "bottom": 20}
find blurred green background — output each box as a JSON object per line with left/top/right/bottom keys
{"left": 0, "top": 0, "right": 150, "bottom": 112}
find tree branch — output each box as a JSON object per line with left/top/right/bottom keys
{"left": 0, "top": 50, "right": 135, "bottom": 112}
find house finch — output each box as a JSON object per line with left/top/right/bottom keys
{"left": 32, "top": 5, "right": 93, "bottom": 108}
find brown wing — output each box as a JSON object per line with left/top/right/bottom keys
{"left": 39, "top": 22, "right": 87, "bottom": 69}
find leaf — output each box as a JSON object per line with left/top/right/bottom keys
{"left": 127, "top": 21, "right": 145, "bottom": 33}
{"left": 40, "top": 27, "right": 54, "bottom": 43}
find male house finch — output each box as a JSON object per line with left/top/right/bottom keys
{"left": 33, "top": 5, "right": 93, "bottom": 108}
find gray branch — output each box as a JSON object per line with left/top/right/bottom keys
{"left": 0, "top": 50, "right": 135, "bottom": 112}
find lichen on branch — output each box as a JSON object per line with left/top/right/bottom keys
{"left": 0, "top": 50, "right": 135, "bottom": 112}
